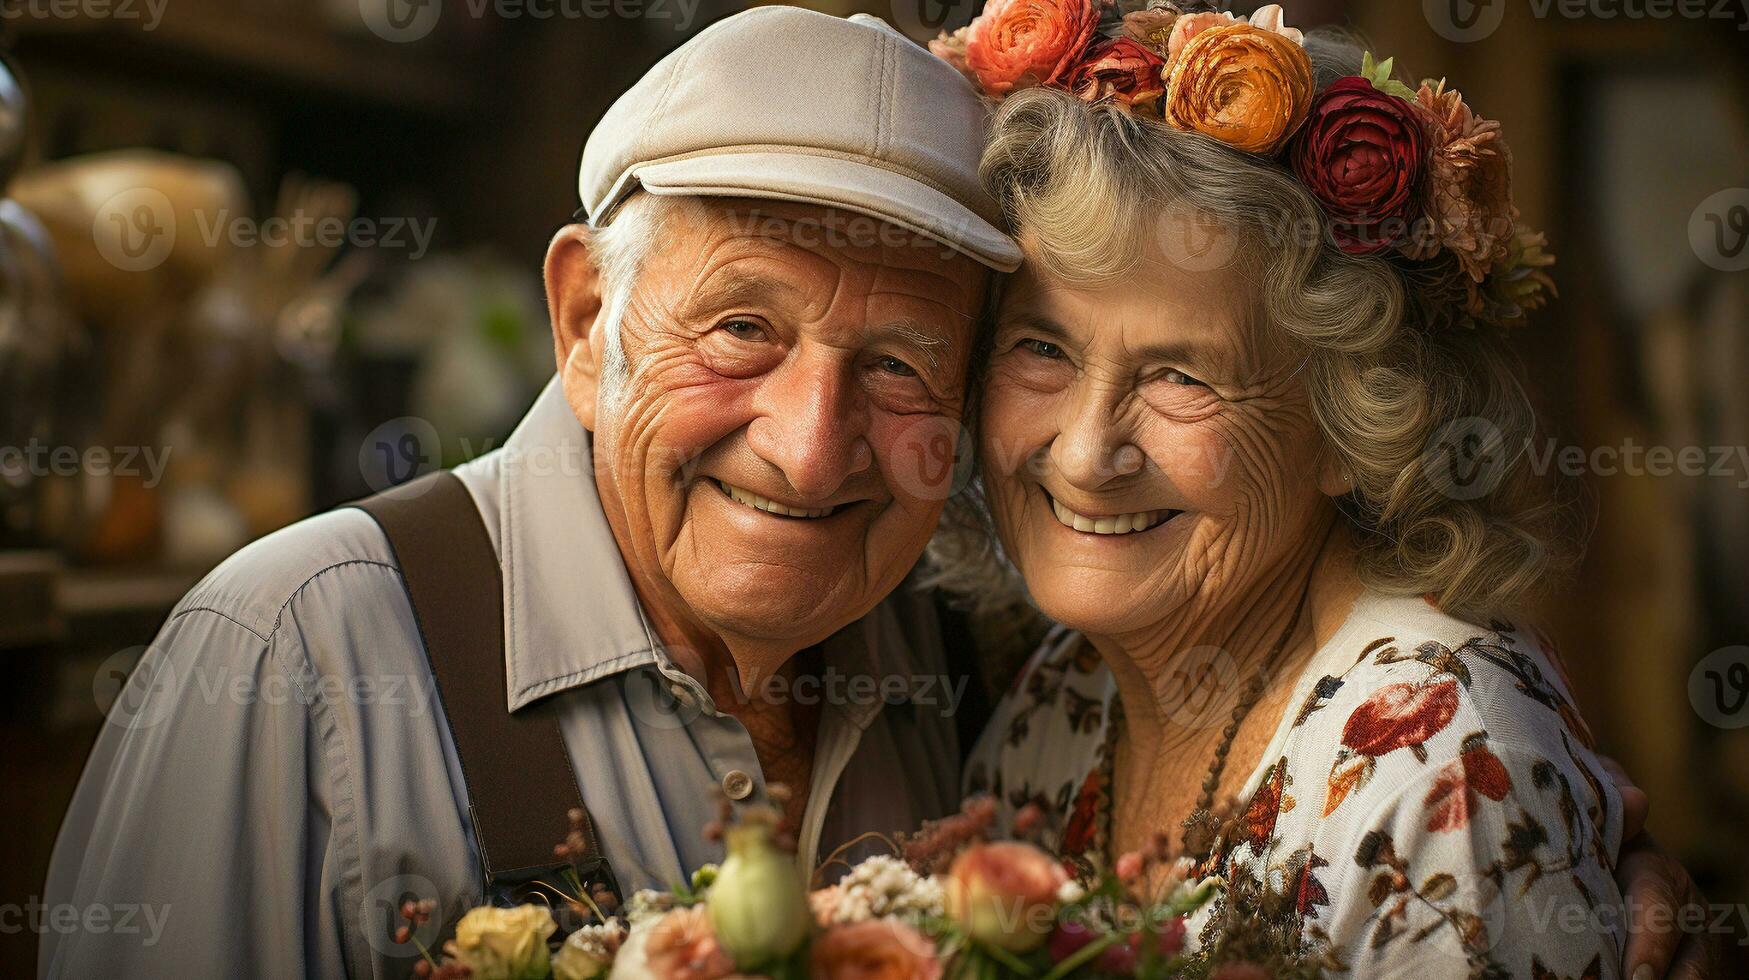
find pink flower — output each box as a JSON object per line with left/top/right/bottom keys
{"left": 645, "top": 906, "right": 736, "bottom": 980}
{"left": 809, "top": 919, "right": 941, "bottom": 980}
{"left": 944, "top": 841, "right": 1069, "bottom": 952}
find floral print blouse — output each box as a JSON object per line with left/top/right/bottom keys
{"left": 965, "top": 589, "right": 1626, "bottom": 979}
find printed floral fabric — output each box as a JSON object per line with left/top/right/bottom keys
{"left": 965, "top": 590, "right": 1626, "bottom": 979}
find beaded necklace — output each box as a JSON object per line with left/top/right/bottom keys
{"left": 1095, "top": 588, "right": 1310, "bottom": 864}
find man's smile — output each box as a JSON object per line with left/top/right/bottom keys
{"left": 713, "top": 478, "right": 841, "bottom": 519}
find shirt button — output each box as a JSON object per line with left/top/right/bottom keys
{"left": 721, "top": 770, "right": 754, "bottom": 801}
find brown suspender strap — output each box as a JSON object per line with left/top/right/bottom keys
{"left": 352, "top": 471, "right": 618, "bottom": 901}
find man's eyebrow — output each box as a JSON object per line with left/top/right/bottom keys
{"left": 872, "top": 317, "right": 946, "bottom": 372}
{"left": 684, "top": 270, "right": 806, "bottom": 311}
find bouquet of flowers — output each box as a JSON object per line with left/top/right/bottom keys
{"left": 393, "top": 792, "right": 1323, "bottom": 980}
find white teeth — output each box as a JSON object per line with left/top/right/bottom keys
{"left": 1050, "top": 496, "right": 1165, "bottom": 535}
{"left": 717, "top": 481, "right": 835, "bottom": 519}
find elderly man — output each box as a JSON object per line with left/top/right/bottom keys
{"left": 40, "top": 8, "right": 1016, "bottom": 978}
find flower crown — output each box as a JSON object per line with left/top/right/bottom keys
{"left": 931, "top": 0, "right": 1555, "bottom": 330}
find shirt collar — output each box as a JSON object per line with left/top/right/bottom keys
{"left": 486, "top": 378, "right": 659, "bottom": 711}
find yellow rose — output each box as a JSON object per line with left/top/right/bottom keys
{"left": 452, "top": 905, "right": 558, "bottom": 979}
{"left": 1163, "top": 22, "right": 1314, "bottom": 155}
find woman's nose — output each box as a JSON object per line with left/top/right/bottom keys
{"left": 745, "top": 349, "right": 873, "bottom": 500}
{"left": 1050, "top": 384, "right": 1144, "bottom": 491}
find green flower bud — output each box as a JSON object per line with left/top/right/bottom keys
{"left": 706, "top": 821, "right": 809, "bottom": 967}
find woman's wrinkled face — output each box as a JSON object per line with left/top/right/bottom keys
{"left": 980, "top": 240, "right": 1337, "bottom": 637}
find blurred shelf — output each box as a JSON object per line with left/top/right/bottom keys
{"left": 0, "top": 551, "right": 209, "bottom": 650}
{"left": 9, "top": 3, "right": 491, "bottom": 119}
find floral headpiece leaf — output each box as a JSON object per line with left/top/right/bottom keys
{"left": 1360, "top": 51, "right": 1418, "bottom": 101}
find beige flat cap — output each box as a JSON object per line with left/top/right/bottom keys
{"left": 578, "top": 7, "right": 1021, "bottom": 272}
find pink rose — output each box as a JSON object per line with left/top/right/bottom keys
{"left": 944, "top": 841, "right": 1069, "bottom": 953}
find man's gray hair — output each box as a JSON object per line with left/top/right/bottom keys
{"left": 581, "top": 194, "right": 681, "bottom": 416}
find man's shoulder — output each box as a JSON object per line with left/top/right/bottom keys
{"left": 175, "top": 503, "right": 404, "bottom": 642}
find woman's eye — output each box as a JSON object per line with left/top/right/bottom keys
{"left": 719, "top": 318, "right": 768, "bottom": 342}
{"left": 876, "top": 355, "right": 917, "bottom": 377}
{"left": 1019, "top": 338, "right": 1064, "bottom": 359}
{"left": 1164, "top": 369, "right": 1206, "bottom": 387}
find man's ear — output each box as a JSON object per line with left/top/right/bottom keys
{"left": 545, "top": 225, "right": 606, "bottom": 431}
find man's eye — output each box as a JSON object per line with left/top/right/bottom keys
{"left": 877, "top": 355, "right": 917, "bottom": 377}
{"left": 719, "top": 318, "right": 769, "bottom": 342}
{"left": 1019, "top": 338, "right": 1063, "bottom": 359}
{"left": 1164, "top": 369, "right": 1206, "bottom": 387}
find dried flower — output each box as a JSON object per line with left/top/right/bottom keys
{"left": 1120, "top": 7, "right": 1179, "bottom": 58}
{"left": 1163, "top": 23, "right": 1315, "bottom": 155}
{"left": 1405, "top": 78, "right": 1516, "bottom": 282}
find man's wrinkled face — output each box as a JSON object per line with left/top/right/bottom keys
{"left": 553, "top": 199, "right": 987, "bottom": 653}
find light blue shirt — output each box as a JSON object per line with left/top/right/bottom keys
{"left": 40, "top": 379, "right": 964, "bottom": 978}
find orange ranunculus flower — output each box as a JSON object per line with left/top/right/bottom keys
{"left": 965, "top": 0, "right": 1100, "bottom": 97}
{"left": 1162, "top": 22, "right": 1314, "bottom": 156}
{"left": 809, "top": 919, "right": 942, "bottom": 980}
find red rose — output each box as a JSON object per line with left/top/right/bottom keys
{"left": 1066, "top": 37, "right": 1167, "bottom": 110}
{"left": 966, "top": 0, "right": 1100, "bottom": 97}
{"left": 1290, "top": 76, "right": 1426, "bottom": 256}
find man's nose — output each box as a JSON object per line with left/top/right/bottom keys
{"left": 745, "top": 348, "right": 873, "bottom": 500}
{"left": 1049, "top": 381, "right": 1143, "bottom": 492}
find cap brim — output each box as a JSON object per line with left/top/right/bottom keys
{"left": 630, "top": 151, "right": 1022, "bottom": 273}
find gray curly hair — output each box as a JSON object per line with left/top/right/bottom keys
{"left": 924, "top": 32, "right": 1581, "bottom": 622}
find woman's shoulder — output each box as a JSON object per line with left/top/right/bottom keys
{"left": 1245, "top": 591, "right": 1626, "bottom": 977}
{"left": 1286, "top": 591, "right": 1600, "bottom": 770}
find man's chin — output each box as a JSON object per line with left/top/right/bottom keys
{"left": 678, "top": 569, "right": 870, "bottom": 650}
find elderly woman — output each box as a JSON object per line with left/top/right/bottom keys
{"left": 934, "top": 5, "right": 1629, "bottom": 975}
